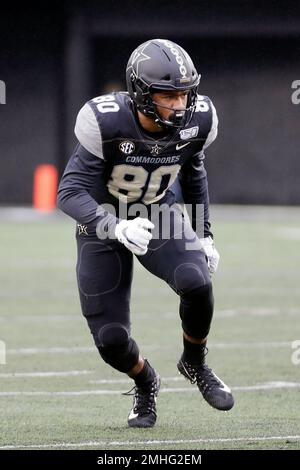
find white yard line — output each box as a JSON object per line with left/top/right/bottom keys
{"left": 6, "top": 341, "right": 292, "bottom": 355}
{"left": 216, "top": 308, "right": 300, "bottom": 318}
{"left": 1, "top": 205, "right": 300, "bottom": 223}
{"left": 276, "top": 228, "right": 300, "bottom": 240}
{"left": 207, "top": 341, "right": 292, "bottom": 349}
{"left": 0, "top": 315, "right": 79, "bottom": 322}
{"left": 0, "top": 435, "right": 299, "bottom": 450}
{"left": 1, "top": 308, "right": 299, "bottom": 323}
{"left": 89, "top": 376, "right": 185, "bottom": 384}
{"left": 232, "top": 381, "right": 300, "bottom": 391}
{"left": 0, "top": 370, "right": 91, "bottom": 378}
{"left": 88, "top": 378, "right": 300, "bottom": 388}
{"left": 0, "top": 381, "right": 299, "bottom": 396}
{"left": 7, "top": 346, "right": 95, "bottom": 355}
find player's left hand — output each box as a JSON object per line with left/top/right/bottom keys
{"left": 199, "top": 236, "right": 220, "bottom": 274}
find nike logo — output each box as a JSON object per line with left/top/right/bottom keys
{"left": 128, "top": 409, "right": 139, "bottom": 421}
{"left": 214, "top": 373, "right": 232, "bottom": 394}
{"left": 220, "top": 383, "right": 232, "bottom": 394}
{"left": 176, "top": 142, "right": 191, "bottom": 151}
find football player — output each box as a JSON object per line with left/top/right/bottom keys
{"left": 57, "top": 39, "right": 234, "bottom": 428}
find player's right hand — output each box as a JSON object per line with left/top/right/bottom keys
{"left": 115, "top": 217, "right": 155, "bottom": 256}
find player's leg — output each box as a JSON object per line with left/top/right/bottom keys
{"left": 76, "top": 228, "right": 160, "bottom": 427}
{"left": 137, "top": 203, "right": 234, "bottom": 411}
{"left": 137, "top": 203, "right": 213, "bottom": 339}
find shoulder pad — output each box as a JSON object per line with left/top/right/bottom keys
{"left": 74, "top": 102, "right": 103, "bottom": 158}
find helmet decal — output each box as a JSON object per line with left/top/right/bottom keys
{"left": 130, "top": 42, "right": 151, "bottom": 74}
{"left": 156, "top": 39, "right": 188, "bottom": 81}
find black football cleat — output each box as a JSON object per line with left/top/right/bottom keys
{"left": 126, "top": 371, "right": 161, "bottom": 428}
{"left": 177, "top": 358, "right": 234, "bottom": 411}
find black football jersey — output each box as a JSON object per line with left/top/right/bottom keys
{"left": 58, "top": 91, "right": 217, "bottom": 238}
{"left": 75, "top": 92, "right": 217, "bottom": 206}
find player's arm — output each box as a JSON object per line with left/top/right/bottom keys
{"left": 179, "top": 100, "right": 219, "bottom": 272}
{"left": 57, "top": 142, "right": 119, "bottom": 237}
{"left": 57, "top": 103, "right": 153, "bottom": 255}
{"left": 179, "top": 150, "right": 212, "bottom": 238}
{"left": 179, "top": 99, "right": 218, "bottom": 238}
{"left": 57, "top": 102, "right": 118, "bottom": 237}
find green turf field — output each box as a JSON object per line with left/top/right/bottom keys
{"left": 0, "top": 206, "right": 300, "bottom": 450}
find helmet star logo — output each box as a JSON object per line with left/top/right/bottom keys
{"left": 131, "top": 42, "right": 151, "bottom": 75}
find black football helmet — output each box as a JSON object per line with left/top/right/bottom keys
{"left": 126, "top": 39, "right": 200, "bottom": 129}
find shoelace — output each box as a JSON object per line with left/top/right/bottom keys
{"left": 182, "top": 362, "right": 222, "bottom": 394}
{"left": 123, "top": 382, "right": 158, "bottom": 415}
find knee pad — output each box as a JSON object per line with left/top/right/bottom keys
{"left": 179, "top": 283, "right": 214, "bottom": 339}
{"left": 174, "top": 262, "right": 210, "bottom": 295}
{"left": 98, "top": 322, "right": 129, "bottom": 348}
{"left": 97, "top": 322, "right": 139, "bottom": 373}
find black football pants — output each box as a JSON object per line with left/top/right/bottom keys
{"left": 75, "top": 203, "right": 213, "bottom": 367}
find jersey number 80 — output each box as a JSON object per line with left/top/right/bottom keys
{"left": 94, "top": 95, "right": 182, "bottom": 204}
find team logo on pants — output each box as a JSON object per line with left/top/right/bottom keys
{"left": 119, "top": 141, "right": 135, "bottom": 155}
{"left": 77, "top": 224, "right": 88, "bottom": 235}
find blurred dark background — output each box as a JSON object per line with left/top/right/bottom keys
{"left": 0, "top": 0, "right": 300, "bottom": 205}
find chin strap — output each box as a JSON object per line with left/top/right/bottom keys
{"left": 152, "top": 100, "right": 197, "bottom": 129}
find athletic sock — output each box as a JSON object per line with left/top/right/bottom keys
{"left": 133, "top": 359, "right": 156, "bottom": 390}
{"left": 182, "top": 336, "right": 207, "bottom": 365}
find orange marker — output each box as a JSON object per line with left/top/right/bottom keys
{"left": 33, "top": 164, "right": 58, "bottom": 211}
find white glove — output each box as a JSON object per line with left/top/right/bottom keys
{"left": 115, "top": 217, "right": 154, "bottom": 256}
{"left": 200, "top": 236, "right": 220, "bottom": 274}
